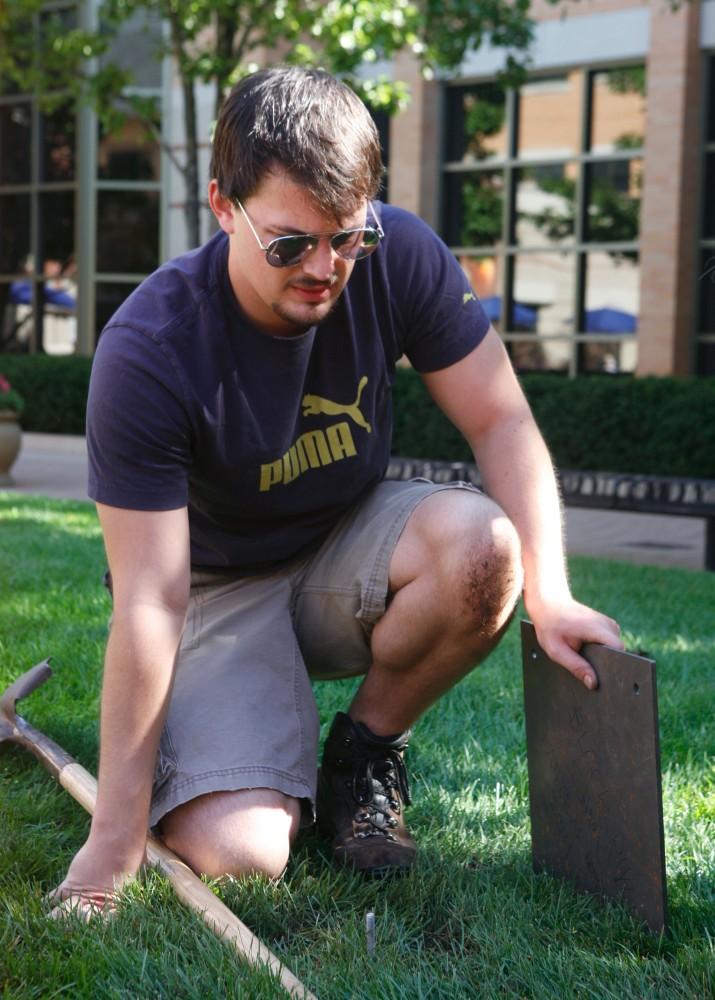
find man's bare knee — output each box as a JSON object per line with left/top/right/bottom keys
{"left": 160, "top": 788, "right": 301, "bottom": 879}
{"left": 463, "top": 511, "right": 523, "bottom": 639}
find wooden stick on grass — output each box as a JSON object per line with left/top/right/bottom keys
{"left": 0, "top": 661, "right": 317, "bottom": 1000}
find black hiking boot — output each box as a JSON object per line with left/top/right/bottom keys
{"left": 317, "top": 712, "right": 416, "bottom": 877}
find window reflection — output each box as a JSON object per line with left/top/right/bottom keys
{"left": 590, "top": 67, "right": 646, "bottom": 153}
{"left": 97, "top": 191, "right": 160, "bottom": 273}
{"left": 517, "top": 75, "right": 581, "bottom": 160}
{"left": 445, "top": 83, "right": 507, "bottom": 163}
{"left": 98, "top": 112, "right": 161, "bottom": 181}
{"left": 443, "top": 172, "right": 504, "bottom": 247}
{"left": 0, "top": 195, "right": 31, "bottom": 274}
{"left": 584, "top": 252, "right": 639, "bottom": 330}
{"left": 581, "top": 252, "right": 638, "bottom": 373}
{"left": 585, "top": 160, "right": 642, "bottom": 245}
{"left": 40, "top": 108, "right": 76, "bottom": 182}
{"left": 0, "top": 103, "right": 32, "bottom": 184}
{"left": 508, "top": 340, "right": 572, "bottom": 373}
{"left": 580, "top": 341, "right": 637, "bottom": 374}
{"left": 512, "top": 253, "right": 575, "bottom": 336}
{"left": 514, "top": 163, "right": 577, "bottom": 246}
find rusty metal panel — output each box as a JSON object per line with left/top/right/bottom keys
{"left": 521, "top": 620, "right": 667, "bottom": 933}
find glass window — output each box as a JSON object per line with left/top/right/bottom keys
{"left": 38, "top": 191, "right": 75, "bottom": 278}
{"left": 696, "top": 341, "right": 715, "bottom": 375}
{"left": 579, "top": 340, "right": 637, "bottom": 374}
{"left": 583, "top": 252, "right": 639, "bottom": 332}
{"left": 443, "top": 172, "right": 504, "bottom": 247}
{"left": 0, "top": 194, "right": 31, "bottom": 274}
{"left": 0, "top": 280, "right": 33, "bottom": 351}
{"left": 456, "top": 255, "right": 502, "bottom": 325}
{"left": 0, "top": 103, "right": 32, "bottom": 185}
{"left": 585, "top": 160, "right": 642, "bottom": 244}
{"left": 698, "top": 250, "right": 715, "bottom": 334}
{"left": 444, "top": 83, "right": 507, "bottom": 163}
{"left": 703, "top": 153, "right": 715, "bottom": 240}
{"left": 514, "top": 163, "right": 577, "bottom": 246}
{"left": 589, "top": 67, "right": 646, "bottom": 154}
{"left": 100, "top": 11, "right": 163, "bottom": 89}
{"left": 40, "top": 107, "right": 76, "bottom": 182}
{"left": 508, "top": 339, "right": 572, "bottom": 374}
{"left": 95, "top": 282, "right": 139, "bottom": 337}
{"left": 511, "top": 253, "right": 575, "bottom": 335}
{"left": 98, "top": 112, "right": 161, "bottom": 181}
{"left": 709, "top": 57, "right": 715, "bottom": 144}
{"left": 517, "top": 75, "right": 581, "bottom": 160}
{"left": 97, "top": 191, "right": 160, "bottom": 273}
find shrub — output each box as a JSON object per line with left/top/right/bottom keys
{"left": 0, "top": 355, "right": 91, "bottom": 434}
{"left": 0, "top": 372, "right": 24, "bottom": 415}
{"left": 392, "top": 368, "right": 715, "bottom": 478}
{"left": 1, "top": 354, "right": 714, "bottom": 477}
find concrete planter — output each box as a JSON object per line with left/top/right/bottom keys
{"left": 0, "top": 410, "right": 22, "bottom": 485}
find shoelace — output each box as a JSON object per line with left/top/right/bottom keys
{"left": 350, "top": 750, "right": 412, "bottom": 838}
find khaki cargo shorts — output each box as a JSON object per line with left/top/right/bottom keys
{"left": 149, "top": 479, "right": 481, "bottom": 829}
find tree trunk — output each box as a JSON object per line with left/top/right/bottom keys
{"left": 169, "top": 11, "right": 201, "bottom": 249}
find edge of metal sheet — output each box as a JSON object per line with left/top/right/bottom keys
{"left": 521, "top": 619, "right": 667, "bottom": 933}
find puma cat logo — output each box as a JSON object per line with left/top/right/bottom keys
{"left": 302, "top": 375, "right": 372, "bottom": 433}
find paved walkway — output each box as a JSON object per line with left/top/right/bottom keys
{"left": 2, "top": 432, "right": 707, "bottom": 571}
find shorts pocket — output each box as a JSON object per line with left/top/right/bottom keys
{"left": 152, "top": 726, "right": 178, "bottom": 797}
{"left": 179, "top": 588, "right": 205, "bottom": 651}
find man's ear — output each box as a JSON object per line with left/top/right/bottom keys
{"left": 208, "top": 179, "right": 236, "bottom": 234}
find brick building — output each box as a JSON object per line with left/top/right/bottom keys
{"left": 1, "top": 0, "right": 713, "bottom": 375}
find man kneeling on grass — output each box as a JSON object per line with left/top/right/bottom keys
{"left": 52, "top": 67, "right": 622, "bottom": 914}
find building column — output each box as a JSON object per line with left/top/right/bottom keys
{"left": 638, "top": 1, "right": 701, "bottom": 375}
{"left": 389, "top": 51, "right": 441, "bottom": 228}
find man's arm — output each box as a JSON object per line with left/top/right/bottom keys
{"left": 52, "top": 503, "right": 190, "bottom": 910}
{"left": 421, "top": 327, "right": 623, "bottom": 688}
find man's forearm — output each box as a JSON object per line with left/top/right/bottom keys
{"left": 472, "top": 412, "right": 571, "bottom": 606}
{"left": 90, "top": 603, "right": 186, "bottom": 854}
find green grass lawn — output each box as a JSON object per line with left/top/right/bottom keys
{"left": 1, "top": 494, "right": 713, "bottom": 999}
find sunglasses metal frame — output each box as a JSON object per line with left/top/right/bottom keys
{"left": 236, "top": 200, "right": 384, "bottom": 268}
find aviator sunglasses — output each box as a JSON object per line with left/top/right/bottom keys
{"left": 236, "top": 200, "right": 384, "bottom": 268}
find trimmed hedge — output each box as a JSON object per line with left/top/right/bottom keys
{"left": 1, "top": 355, "right": 714, "bottom": 477}
{"left": 393, "top": 367, "right": 715, "bottom": 478}
{"left": 0, "top": 355, "right": 92, "bottom": 435}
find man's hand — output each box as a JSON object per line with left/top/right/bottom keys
{"left": 525, "top": 594, "right": 623, "bottom": 690}
{"left": 47, "top": 831, "right": 146, "bottom": 922}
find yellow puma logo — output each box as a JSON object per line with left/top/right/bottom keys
{"left": 463, "top": 291, "right": 476, "bottom": 305}
{"left": 302, "top": 375, "right": 372, "bottom": 433}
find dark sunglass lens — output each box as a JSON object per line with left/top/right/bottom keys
{"left": 268, "top": 235, "right": 313, "bottom": 267}
{"left": 331, "top": 230, "right": 362, "bottom": 256}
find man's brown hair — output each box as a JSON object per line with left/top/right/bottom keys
{"left": 210, "top": 67, "right": 384, "bottom": 221}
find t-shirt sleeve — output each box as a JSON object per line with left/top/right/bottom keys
{"left": 87, "top": 325, "right": 192, "bottom": 510}
{"left": 383, "top": 207, "right": 490, "bottom": 373}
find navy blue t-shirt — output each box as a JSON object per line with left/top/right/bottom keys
{"left": 87, "top": 203, "right": 489, "bottom": 572}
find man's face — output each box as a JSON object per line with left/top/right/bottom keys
{"left": 213, "top": 169, "right": 365, "bottom": 337}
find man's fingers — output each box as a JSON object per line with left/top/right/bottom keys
{"left": 45, "top": 884, "right": 118, "bottom": 922}
{"left": 544, "top": 639, "right": 599, "bottom": 690}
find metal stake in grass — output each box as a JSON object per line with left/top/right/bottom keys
{"left": 365, "top": 910, "right": 376, "bottom": 955}
{"left": 0, "top": 660, "right": 317, "bottom": 1000}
